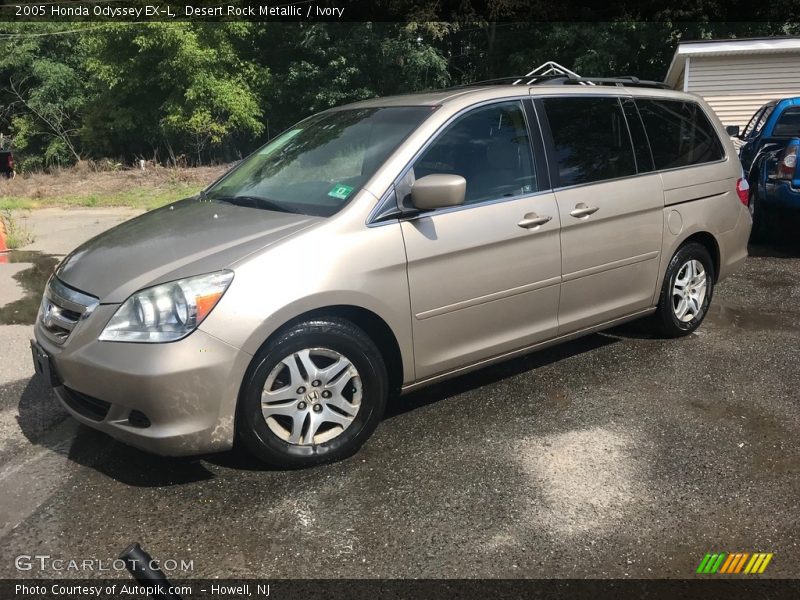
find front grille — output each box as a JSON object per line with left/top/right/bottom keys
{"left": 62, "top": 387, "right": 111, "bottom": 421}
{"left": 38, "top": 277, "right": 99, "bottom": 345}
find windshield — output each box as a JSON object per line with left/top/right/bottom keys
{"left": 205, "top": 106, "right": 433, "bottom": 217}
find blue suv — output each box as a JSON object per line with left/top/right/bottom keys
{"left": 733, "top": 97, "right": 800, "bottom": 240}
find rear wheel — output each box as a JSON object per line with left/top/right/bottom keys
{"left": 650, "top": 242, "right": 715, "bottom": 338}
{"left": 749, "top": 189, "right": 771, "bottom": 242}
{"left": 237, "top": 318, "right": 387, "bottom": 468}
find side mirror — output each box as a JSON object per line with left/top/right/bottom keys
{"left": 410, "top": 174, "right": 466, "bottom": 211}
{"left": 726, "top": 125, "right": 741, "bottom": 137}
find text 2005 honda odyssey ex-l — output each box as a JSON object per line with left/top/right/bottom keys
{"left": 32, "top": 78, "right": 751, "bottom": 467}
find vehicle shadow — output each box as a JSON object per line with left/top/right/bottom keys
{"left": 385, "top": 332, "right": 619, "bottom": 419}
{"left": 12, "top": 375, "right": 68, "bottom": 442}
{"left": 748, "top": 240, "right": 800, "bottom": 259}
{"left": 209, "top": 332, "right": 624, "bottom": 472}
{"left": 14, "top": 376, "right": 216, "bottom": 487}
{"left": 748, "top": 220, "right": 800, "bottom": 258}
{"left": 13, "top": 329, "right": 632, "bottom": 479}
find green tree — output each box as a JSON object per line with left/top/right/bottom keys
{"left": 3, "top": 16, "right": 800, "bottom": 171}
{"left": 0, "top": 23, "right": 89, "bottom": 169}
{"left": 245, "top": 22, "right": 450, "bottom": 136}
{"left": 82, "top": 22, "right": 265, "bottom": 164}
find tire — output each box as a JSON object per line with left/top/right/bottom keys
{"left": 650, "top": 242, "right": 715, "bottom": 338}
{"left": 749, "top": 189, "right": 771, "bottom": 243}
{"left": 237, "top": 318, "right": 388, "bottom": 468}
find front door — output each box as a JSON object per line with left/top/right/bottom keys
{"left": 400, "top": 100, "right": 561, "bottom": 379}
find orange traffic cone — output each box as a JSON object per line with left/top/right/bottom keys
{"left": 0, "top": 216, "right": 8, "bottom": 263}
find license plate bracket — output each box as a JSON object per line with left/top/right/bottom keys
{"left": 30, "top": 340, "right": 60, "bottom": 388}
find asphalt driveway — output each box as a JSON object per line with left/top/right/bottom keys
{"left": 0, "top": 209, "right": 798, "bottom": 579}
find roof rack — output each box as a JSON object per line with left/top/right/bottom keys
{"left": 554, "top": 76, "right": 671, "bottom": 89}
{"left": 451, "top": 74, "right": 569, "bottom": 88}
{"left": 459, "top": 74, "right": 670, "bottom": 90}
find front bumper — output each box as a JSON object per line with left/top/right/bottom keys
{"left": 35, "top": 303, "right": 252, "bottom": 457}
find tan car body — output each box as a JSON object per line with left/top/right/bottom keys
{"left": 36, "top": 84, "right": 751, "bottom": 456}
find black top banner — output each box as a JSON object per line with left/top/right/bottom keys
{"left": 1, "top": 0, "right": 799, "bottom": 22}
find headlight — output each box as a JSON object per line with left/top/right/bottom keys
{"left": 99, "top": 271, "right": 233, "bottom": 342}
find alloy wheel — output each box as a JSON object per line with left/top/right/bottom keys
{"left": 672, "top": 259, "right": 707, "bottom": 323}
{"left": 261, "top": 347, "right": 362, "bottom": 445}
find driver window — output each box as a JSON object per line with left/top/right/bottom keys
{"left": 411, "top": 101, "right": 537, "bottom": 205}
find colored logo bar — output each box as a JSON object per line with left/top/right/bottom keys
{"left": 696, "top": 552, "right": 773, "bottom": 574}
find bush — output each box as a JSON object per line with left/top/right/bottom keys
{"left": 0, "top": 209, "right": 35, "bottom": 249}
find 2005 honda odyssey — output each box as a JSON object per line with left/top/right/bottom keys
{"left": 32, "top": 77, "right": 751, "bottom": 467}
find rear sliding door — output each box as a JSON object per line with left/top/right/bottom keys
{"left": 538, "top": 95, "right": 664, "bottom": 334}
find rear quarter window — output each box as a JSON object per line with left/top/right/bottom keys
{"left": 636, "top": 99, "right": 725, "bottom": 170}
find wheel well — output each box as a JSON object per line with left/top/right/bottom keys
{"left": 269, "top": 305, "right": 404, "bottom": 396}
{"left": 682, "top": 232, "right": 721, "bottom": 281}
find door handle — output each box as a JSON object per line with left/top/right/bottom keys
{"left": 517, "top": 213, "right": 552, "bottom": 229}
{"left": 570, "top": 203, "right": 599, "bottom": 218}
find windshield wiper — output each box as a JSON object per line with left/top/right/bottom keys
{"left": 208, "top": 195, "right": 299, "bottom": 213}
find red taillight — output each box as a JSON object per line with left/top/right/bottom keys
{"left": 776, "top": 146, "right": 797, "bottom": 180}
{"left": 5, "top": 155, "right": 12, "bottom": 169}
{"left": 736, "top": 177, "right": 750, "bottom": 206}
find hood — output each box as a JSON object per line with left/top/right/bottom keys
{"left": 56, "top": 198, "right": 320, "bottom": 303}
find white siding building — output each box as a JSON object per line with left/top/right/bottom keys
{"left": 665, "top": 37, "right": 800, "bottom": 130}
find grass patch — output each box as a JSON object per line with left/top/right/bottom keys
{"left": 0, "top": 165, "right": 228, "bottom": 211}
{"left": 0, "top": 182, "right": 204, "bottom": 211}
{"left": 0, "top": 209, "right": 35, "bottom": 249}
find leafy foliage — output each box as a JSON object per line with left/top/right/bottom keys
{"left": 1, "top": 19, "right": 798, "bottom": 171}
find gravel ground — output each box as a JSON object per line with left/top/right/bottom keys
{"left": 0, "top": 212, "right": 797, "bottom": 580}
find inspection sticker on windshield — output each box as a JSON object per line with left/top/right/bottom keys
{"left": 328, "top": 183, "right": 354, "bottom": 200}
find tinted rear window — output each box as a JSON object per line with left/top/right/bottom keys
{"left": 773, "top": 107, "right": 800, "bottom": 137}
{"left": 543, "top": 97, "right": 636, "bottom": 186}
{"left": 636, "top": 99, "right": 725, "bottom": 170}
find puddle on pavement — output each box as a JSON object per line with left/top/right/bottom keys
{"left": 0, "top": 250, "right": 59, "bottom": 325}
{"left": 705, "top": 303, "right": 795, "bottom": 332}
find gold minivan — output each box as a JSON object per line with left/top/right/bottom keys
{"left": 32, "top": 77, "right": 752, "bottom": 467}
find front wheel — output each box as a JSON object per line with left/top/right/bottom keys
{"left": 237, "top": 318, "right": 388, "bottom": 468}
{"left": 650, "top": 242, "right": 715, "bottom": 338}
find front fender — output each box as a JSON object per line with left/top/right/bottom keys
{"left": 199, "top": 216, "right": 415, "bottom": 385}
